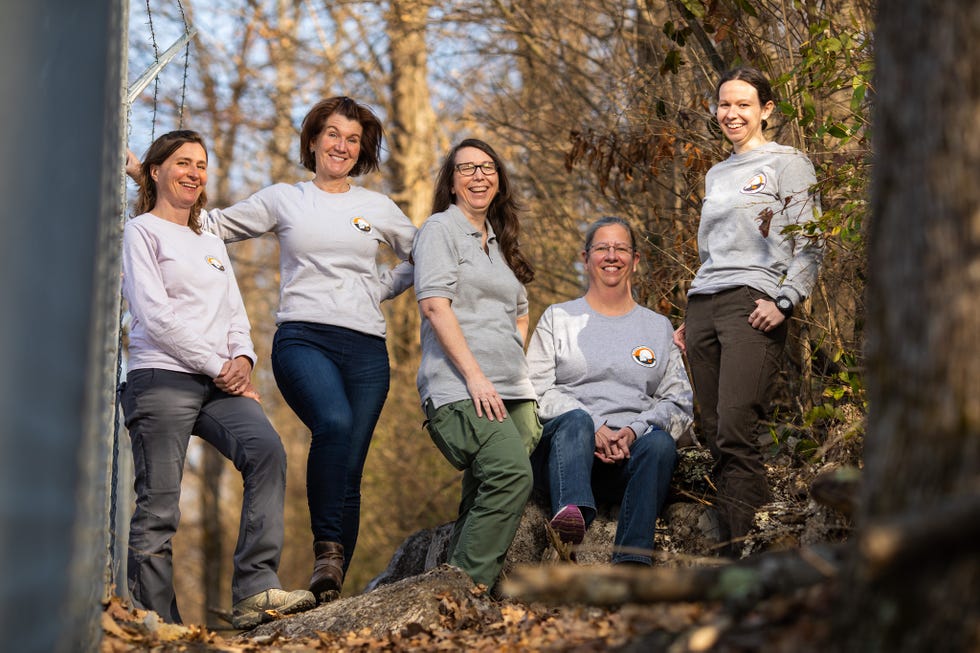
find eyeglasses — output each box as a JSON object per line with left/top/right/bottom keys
{"left": 588, "top": 242, "right": 634, "bottom": 256}
{"left": 455, "top": 162, "right": 498, "bottom": 176}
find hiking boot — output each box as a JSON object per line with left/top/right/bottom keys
{"left": 309, "top": 541, "right": 345, "bottom": 603}
{"left": 231, "top": 588, "right": 316, "bottom": 630}
{"left": 549, "top": 505, "right": 586, "bottom": 545}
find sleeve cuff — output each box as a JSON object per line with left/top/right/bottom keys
{"left": 629, "top": 421, "right": 650, "bottom": 439}
{"left": 230, "top": 347, "right": 257, "bottom": 368}
{"left": 778, "top": 287, "right": 803, "bottom": 305}
{"left": 203, "top": 354, "right": 226, "bottom": 379}
{"left": 416, "top": 287, "right": 456, "bottom": 301}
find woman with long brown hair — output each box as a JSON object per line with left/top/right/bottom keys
{"left": 412, "top": 138, "right": 540, "bottom": 589}
{"left": 121, "top": 130, "right": 314, "bottom": 629}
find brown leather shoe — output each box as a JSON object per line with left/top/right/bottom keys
{"left": 309, "top": 541, "right": 344, "bottom": 603}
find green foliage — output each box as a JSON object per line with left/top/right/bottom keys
{"left": 773, "top": 13, "right": 873, "bottom": 456}
{"left": 766, "top": 348, "right": 868, "bottom": 465}
{"left": 562, "top": 0, "right": 875, "bottom": 464}
{"left": 678, "top": 0, "right": 707, "bottom": 19}
{"left": 820, "top": 352, "right": 866, "bottom": 407}
{"left": 784, "top": 19, "right": 874, "bottom": 146}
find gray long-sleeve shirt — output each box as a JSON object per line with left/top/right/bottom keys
{"left": 203, "top": 181, "right": 416, "bottom": 338}
{"left": 123, "top": 212, "right": 256, "bottom": 378}
{"left": 689, "top": 141, "right": 822, "bottom": 306}
{"left": 526, "top": 298, "right": 693, "bottom": 441}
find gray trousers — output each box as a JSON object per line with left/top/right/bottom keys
{"left": 120, "top": 368, "right": 286, "bottom": 623}
{"left": 685, "top": 286, "right": 787, "bottom": 544}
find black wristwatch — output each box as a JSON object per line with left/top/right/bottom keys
{"left": 775, "top": 295, "right": 794, "bottom": 318}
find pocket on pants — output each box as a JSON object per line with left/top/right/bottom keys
{"left": 424, "top": 400, "right": 474, "bottom": 471}
{"left": 120, "top": 369, "right": 157, "bottom": 428}
{"left": 506, "top": 400, "right": 543, "bottom": 455}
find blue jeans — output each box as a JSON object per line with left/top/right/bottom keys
{"left": 532, "top": 409, "right": 677, "bottom": 565}
{"left": 120, "top": 368, "right": 287, "bottom": 622}
{"left": 272, "top": 322, "right": 390, "bottom": 570}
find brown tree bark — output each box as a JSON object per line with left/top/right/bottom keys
{"left": 385, "top": 0, "right": 437, "bottom": 228}
{"left": 845, "top": 0, "right": 980, "bottom": 649}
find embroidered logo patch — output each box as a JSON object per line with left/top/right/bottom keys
{"left": 351, "top": 216, "right": 373, "bottom": 233}
{"left": 631, "top": 346, "right": 657, "bottom": 368}
{"left": 741, "top": 173, "right": 767, "bottom": 194}
{"left": 205, "top": 255, "right": 225, "bottom": 271}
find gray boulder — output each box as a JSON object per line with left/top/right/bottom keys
{"left": 365, "top": 447, "right": 723, "bottom": 591}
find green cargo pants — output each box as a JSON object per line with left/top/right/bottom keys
{"left": 425, "top": 399, "right": 541, "bottom": 588}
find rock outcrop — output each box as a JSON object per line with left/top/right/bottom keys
{"left": 365, "top": 446, "right": 723, "bottom": 592}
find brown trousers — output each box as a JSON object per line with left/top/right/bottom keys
{"left": 685, "top": 286, "right": 787, "bottom": 547}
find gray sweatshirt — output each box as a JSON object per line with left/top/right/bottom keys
{"left": 689, "top": 141, "right": 822, "bottom": 306}
{"left": 204, "top": 181, "right": 416, "bottom": 338}
{"left": 526, "top": 298, "right": 693, "bottom": 441}
{"left": 123, "top": 212, "right": 256, "bottom": 378}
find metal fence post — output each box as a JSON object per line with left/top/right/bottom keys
{"left": 0, "top": 1, "right": 127, "bottom": 651}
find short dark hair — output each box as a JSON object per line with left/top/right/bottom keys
{"left": 584, "top": 216, "right": 636, "bottom": 252}
{"left": 135, "top": 129, "right": 208, "bottom": 234}
{"left": 299, "top": 96, "right": 384, "bottom": 176}
{"left": 716, "top": 66, "right": 777, "bottom": 129}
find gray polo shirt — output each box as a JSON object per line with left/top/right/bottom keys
{"left": 413, "top": 204, "right": 535, "bottom": 409}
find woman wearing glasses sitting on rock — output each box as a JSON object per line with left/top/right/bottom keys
{"left": 526, "top": 216, "right": 693, "bottom": 565}
{"left": 412, "top": 138, "right": 541, "bottom": 590}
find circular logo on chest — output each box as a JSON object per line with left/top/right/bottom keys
{"left": 205, "top": 255, "right": 226, "bottom": 272}
{"left": 741, "top": 173, "right": 768, "bottom": 194}
{"left": 351, "top": 216, "right": 373, "bottom": 233}
{"left": 631, "top": 346, "right": 657, "bottom": 368}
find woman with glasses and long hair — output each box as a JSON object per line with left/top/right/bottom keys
{"left": 526, "top": 216, "right": 693, "bottom": 565}
{"left": 130, "top": 98, "right": 417, "bottom": 602}
{"left": 413, "top": 138, "right": 540, "bottom": 589}
{"left": 120, "top": 130, "right": 315, "bottom": 629}
{"left": 673, "top": 66, "right": 822, "bottom": 554}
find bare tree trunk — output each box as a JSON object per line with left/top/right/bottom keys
{"left": 385, "top": 0, "right": 436, "bottom": 228}
{"left": 344, "top": 0, "right": 444, "bottom": 596}
{"left": 270, "top": 0, "right": 302, "bottom": 183}
{"left": 844, "top": 0, "right": 980, "bottom": 649}
{"left": 383, "top": 0, "right": 436, "bottom": 367}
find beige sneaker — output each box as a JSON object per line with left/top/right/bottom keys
{"left": 231, "top": 588, "right": 316, "bottom": 630}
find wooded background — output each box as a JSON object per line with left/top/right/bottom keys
{"left": 125, "top": 0, "right": 873, "bottom": 627}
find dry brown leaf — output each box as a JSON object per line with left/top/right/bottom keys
{"left": 100, "top": 611, "right": 129, "bottom": 640}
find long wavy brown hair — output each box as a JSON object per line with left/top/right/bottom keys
{"left": 134, "top": 130, "right": 209, "bottom": 234}
{"left": 431, "top": 138, "right": 535, "bottom": 284}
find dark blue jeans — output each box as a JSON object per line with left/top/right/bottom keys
{"left": 532, "top": 409, "right": 677, "bottom": 565}
{"left": 120, "top": 368, "right": 287, "bottom": 622}
{"left": 271, "top": 322, "right": 390, "bottom": 570}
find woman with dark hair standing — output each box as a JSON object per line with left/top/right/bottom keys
{"left": 120, "top": 130, "right": 314, "bottom": 628}
{"left": 413, "top": 138, "right": 540, "bottom": 589}
{"left": 673, "top": 66, "right": 822, "bottom": 553}
{"left": 197, "top": 97, "right": 416, "bottom": 601}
